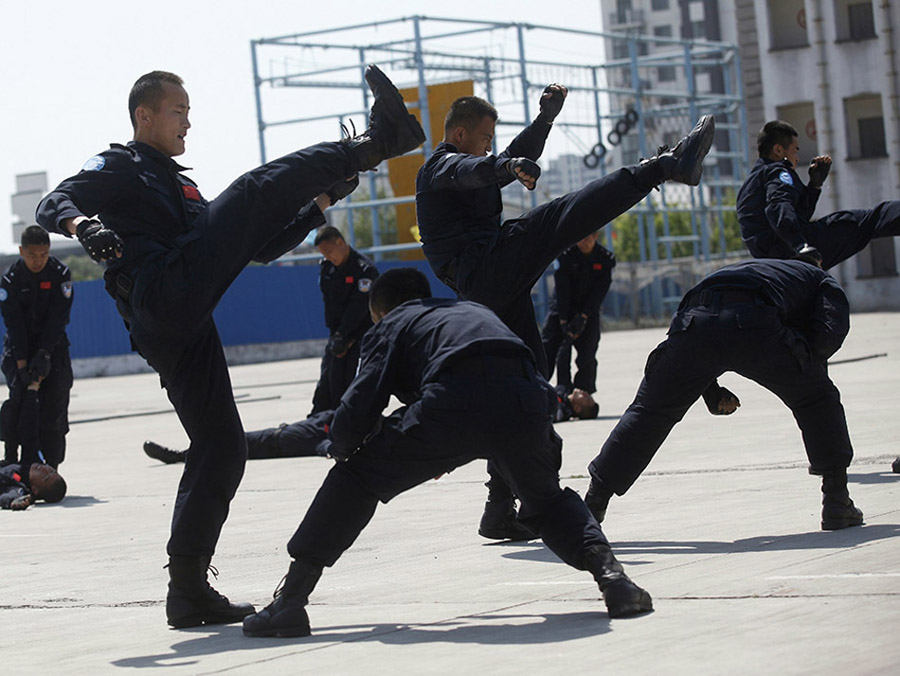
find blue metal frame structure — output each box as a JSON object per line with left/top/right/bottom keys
{"left": 249, "top": 16, "right": 748, "bottom": 318}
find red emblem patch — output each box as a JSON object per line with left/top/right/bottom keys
{"left": 182, "top": 185, "right": 201, "bottom": 201}
{"left": 345, "top": 276, "right": 354, "bottom": 284}
{"left": 40, "top": 281, "right": 52, "bottom": 290}
{"left": 592, "top": 263, "right": 604, "bottom": 270}
{"left": 12, "top": 472, "right": 21, "bottom": 482}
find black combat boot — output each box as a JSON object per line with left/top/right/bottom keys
{"left": 243, "top": 559, "right": 323, "bottom": 638}
{"left": 584, "top": 480, "right": 614, "bottom": 524}
{"left": 892, "top": 457, "right": 900, "bottom": 474}
{"left": 166, "top": 556, "right": 256, "bottom": 628}
{"left": 144, "top": 440, "right": 187, "bottom": 464}
{"left": 342, "top": 64, "right": 425, "bottom": 173}
{"left": 583, "top": 543, "right": 653, "bottom": 618}
{"left": 820, "top": 468, "right": 864, "bottom": 531}
{"left": 477, "top": 499, "right": 537, "bottom": 541}
{"left": 635, "top": 115, "right": 715, "bottom": 187}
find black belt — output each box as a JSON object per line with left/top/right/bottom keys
{"left": 683, "top": 288, "right": 763, "bottom": 309}
{"left": 439, "top": 355, "right": 531, "bottom": 380}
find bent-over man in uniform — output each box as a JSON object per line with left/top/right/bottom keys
{"left": 242, "top": 268, "right": 652, "bottom": 638}
{"left": 584, "top": 259, "right": 863, "bottom": 533}
{"left": 36, "top": 66, "right": 424, "bottom": 629}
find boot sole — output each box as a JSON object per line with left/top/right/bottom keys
{"left": 243, "top": 625, "right": 311, "bottom": 638}
{"left": 478, "top": 527, "right": 536, "bottom": 541}
{"left": 821, "top": 517, "right": 864, "bottom": 531}
{"left": 168, "top": 609, "right": 255, "bottom": 629}
{"left": 364, "top": 65, "right": 426, "bottom": 152}
{"left": 677, "top": 115, "right": 715, "bottom": 186}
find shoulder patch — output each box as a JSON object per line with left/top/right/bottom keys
{"left": 61, "top": 281, "right": 73, "bottom": 299}
{"left": 82, "top": 155, "right": 106, "bottom": 172}
{"left": 358, "top": 278, "right": 372, "bottom": 293}
{"left": 778, "top": 170, "right": 794, "bottom": 186}
{"left": 0, "top": 288, "right": 6, "bottom": 302}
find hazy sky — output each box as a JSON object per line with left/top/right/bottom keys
{"left": 0, "top": 0, "right": 604, "bottom": 251}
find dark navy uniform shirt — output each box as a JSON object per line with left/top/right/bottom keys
{"left": 35, "top": 141, "right": 206, "bottom": 276}
{"left": 329, "top": 298, "right": 536, "bottom": 456}
{"left": 736, "top": 157, "right": 822, "bottom": 259}
{"left": 679, "top": 259, "right": 849, "bottom": 362}
{"left": 319, "top": 248, "right": 379, "bottom": 341}
{"left": 415, "top": 120, "right": 552, "bottom": 276}
{"left": 0, "top": 257, "right": 73, "bottom": 363}
{"left": 552, "top": 243, "right": 616, "bottom": 320}
{"left": 0, "top": 463, "right": 32, "bottom": 509}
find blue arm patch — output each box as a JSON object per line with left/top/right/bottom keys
{"left": 82, "top": 155, "right": 106, "bottom": 172}
{"left": 778, "top": 170, "right": 794, "bottom": 186}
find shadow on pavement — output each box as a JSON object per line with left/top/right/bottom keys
{"left": 110, "top": 611, "right": 614, "bottom": 667}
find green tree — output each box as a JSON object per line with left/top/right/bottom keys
{"left": 63, "top": 254, "right": 105, "bottom": 282}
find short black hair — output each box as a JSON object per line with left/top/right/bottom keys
{"left": 314, "top": 225, "right": 345, "bottom": 247}
{"left": 39, "top": 474, "right": 67, "bottom": 504}
{"left": 757, "top": 120, "right": 798, "bottom": 158}
{"left": 577, "top": 399, "right": 600, "bottom": 420}
{"left": 21, "top": 225, "right": 50, "bottom": 248}
{"left": 369, "top": 268, "right": 432, "bottom": 317}
{"left": 445, "top": 96, "right": 498, "bottom": 134}
{"left": 129, "top": 71, "right": 184, "bottom": 130}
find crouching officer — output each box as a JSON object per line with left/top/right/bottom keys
{"left": 36, "top": 66, "right": 424, "bottom": 629}
{"left": 0, "top": 226, "right": 74, "bottom": 468}
{"left": 311, "top": 226, "right": 379, "bottom": 414}
{"left": 584, "top": 258, "right": 863, "bottom": 532}
{"left": 242, "top": 268, "right": 652, "bottom": 638}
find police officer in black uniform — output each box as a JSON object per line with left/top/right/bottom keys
{"left": 242, "top": 268, "right": 652, "bottom": 638}
{"left": 737, "top": 120, "right": 900, "bottom": 269}
{"left": 35, "top": 66, "right": 424, "bottom": 629}
{"left": 0, "top": 461, "right": 67, "bottom": 510}
{"left": 584, "top": 258, "right": 864, "bottom": 532}
{"left": 143, "top": 410, "right": 334, "bottom": 464}
{"left": 542, "top": 231, "right": 616, "bottom": 395}
{"left": 0, "top": 226, "right": 74, "bottom": 468}
{"left": 310, "top": 226, "right": 379, "bottom": 414}
{"left": 415, "top": 93, "right": 715, "bottom": 536}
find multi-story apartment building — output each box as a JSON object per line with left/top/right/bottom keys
{"left": 602, "top": 0, "right": 900, "bottom": 310}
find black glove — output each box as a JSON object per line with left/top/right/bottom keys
{"left": 325, "top": 442, "right": 354, "bottom": 463}
{"left": 538, "top": 83, "right": 567, "bottom": 124}
{"left": 566, "top": 314, "right": 588, "bottom": 339}
{"left": 702, "top": 383, "right": 741, "bottom": 416}
{"left": 327, "top": 332, "right": 351, "bottom": 357}
{"left": 76, "top": 219, "right": 123, "bottom": 263}
{"left": 807, "top": 157, "right": 831, "bottom": 189}
{"left": 793, "top": 244, "right": 823, "bottom": 268}
{"left": 28, "top": 349, "right": 51, "bottom": 380}
{"left": 506, "top": 158, "right": 541, "bottom": 190}
{"left": 327, "top": 175, "right": 360, "bottom": 205}
{"left": 17, "top": 367, "right": 35, "bottom": 388}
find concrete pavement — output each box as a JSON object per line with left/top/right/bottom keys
{"left": 2, "top": 312, "right": 898, "bottom": 675}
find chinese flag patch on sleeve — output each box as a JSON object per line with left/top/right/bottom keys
{"left": 182, "top": 185, "right": 201, "bottom": 201}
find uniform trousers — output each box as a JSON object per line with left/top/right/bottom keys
{"left": 287, "top": 367, "right": 610, "bottom": 571}
{"left": 541, "top": 311, "right": 601, "bottom": 393}
{"left": 122, "top": 142, "right": 356, "bottom": 557}
{"left": 310, "top": 342, "right": 361, "bottom": 415}
{"left": 589, "top": 296, "right": 853, "bottom": 495}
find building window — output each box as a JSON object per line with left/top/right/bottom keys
{"left": 835, "top": 0, "right": 877, "bottom": 41}
{"left": 651, "top": 0, "right": 669, "bottom": 10}
{"left": 653, "top": 24, "right": 673, "bottom": 38}
{"left": 776, "top": 101, "right": 818, "bottom": 167}
{"left": 768, "top": 0, "right": 809, "bottom": 50}
{"left": 658, "top": 66, "right": 677, "bottom": 82}
{"left": 845, "top": 95, "right": 887, "bottom": 158}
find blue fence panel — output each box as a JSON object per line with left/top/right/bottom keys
{"left": 0, "top": 259, "right": 455, "bottom": 359}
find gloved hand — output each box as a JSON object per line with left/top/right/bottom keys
{"left": 807, "top": 156, "right": 832, "bottom": 189}
{"left": 327, "top": 174, "right": 360, "bottom": 205}
{"left": 566, "top": 313, "right": 588, "bottom": 339}
{"left": 325, "top": 443, "right": 354, "bottom": 463}
{"left": 76, "top": 219, "right": 123, "bottom": 262}
{"left": 10, "top": 493, "right": 34, "bottom": 510}
{"left": 327, "top": 332, "right": 351, "bottom": 357}
{"left": 538, "top": 83, "right": 567, "bottom": 124}
{"left": 28, "top": 349, "right": 51, "bottom": 380}
{"left": 702, "top": 383, "right": 741, "bottom": 416}
{"left": 506, "top": 158, "right": 541, "bottom": 190}
{"left": 793, "top": 244, "right": 823, "bottom": 268}
{"left": 17, "top": 366, "right": 35, "bottom": 388}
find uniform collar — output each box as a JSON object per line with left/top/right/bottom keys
{"left": 126, "top": 141, "right": 193, "bottom": 172}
